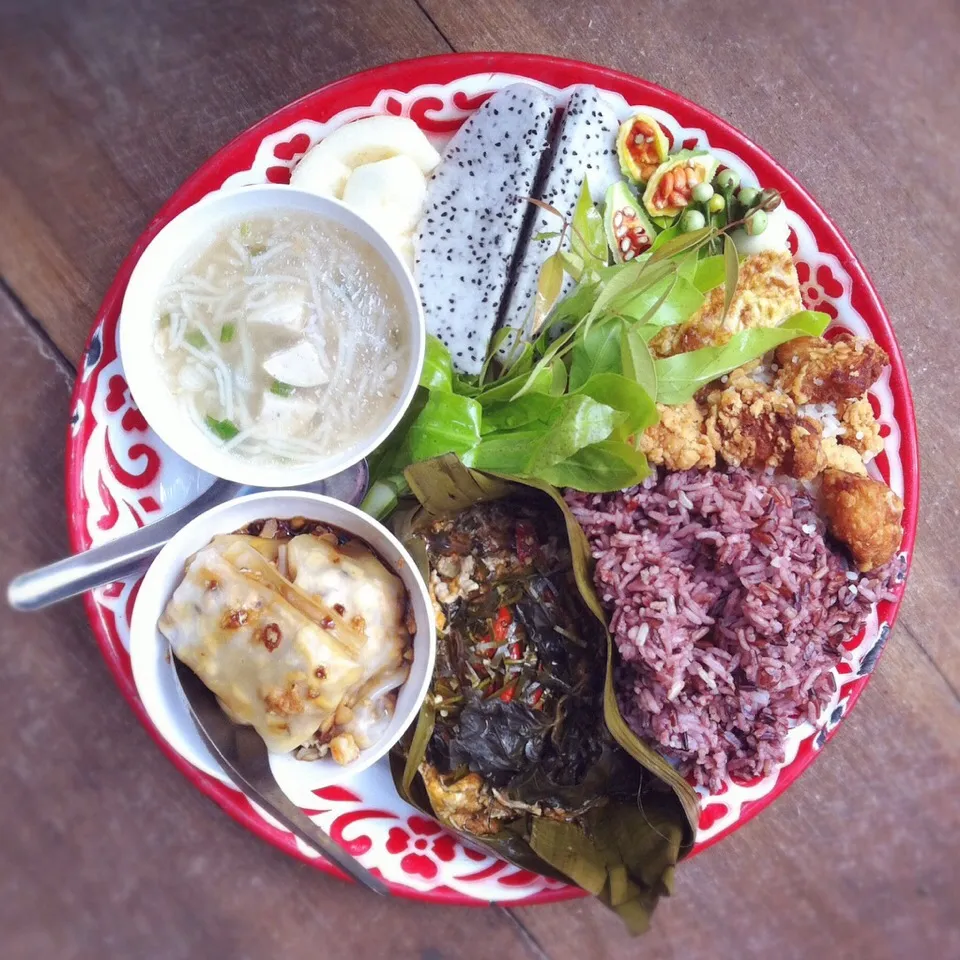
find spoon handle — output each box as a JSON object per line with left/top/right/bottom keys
{"left": 7, "top": 480, "right": 239, "bottom": 611}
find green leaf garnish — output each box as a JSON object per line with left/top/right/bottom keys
{"left": 184, "top": 329, "right": 207, "bottom": 350}
{"left": 691, "top": 255, "right": 727, "bottom": 293}
{"left": 420, "top": 334, "right": 454, "bottom": 391}
{"left": 537, "top": 440, "right": 650, "bottom": 491}
{"left": 406, "top": 392, "right": 481, "bottom": 462}
{"left": 568, "top": 317, "right": 622, "bottom": 391}
{"left": 220, "top": 322, "right": 236, "bottom": 343}
{"left": 270, "top": 380, "right": 295, "bottom": 396}
{"left": 721, "top": 234, "right": 740, "bottom": 322}
{"left": 205, "top": 416, "right": 239, "bottom": 441}
{"left": 655, "top": 311, "right": 831, "bottom": 404}
{"left": 532, "top": 251, "right": 565, "bottom": 336}
{"left": 570, "top": 178, "right": 606, "bottom": 270}
{"left": 620, "top": 323, "right": 658, "bottom": 399}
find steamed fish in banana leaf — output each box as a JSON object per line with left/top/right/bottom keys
{"left": 390, "top": 455, "right": 699, "bottom": 934}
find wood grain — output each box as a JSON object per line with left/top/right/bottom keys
{"left": 2, "top": 0, "right": 959, "bottom": 957}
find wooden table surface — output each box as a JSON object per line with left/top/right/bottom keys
{"left": 2, "top": 1, "right": 958, "bottom": 957}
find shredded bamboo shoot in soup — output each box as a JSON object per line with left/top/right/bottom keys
{"left": 152, "top": 213, "right": 410, "bottom": 465}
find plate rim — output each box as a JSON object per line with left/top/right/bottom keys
{"left": 63, "top": 50, "right": 920, "bottom": 904}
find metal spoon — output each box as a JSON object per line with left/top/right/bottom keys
{"left": 174, "top": 657, "right": 388, "bottom": 895}
{"left": 6, "top": 462, "right": 368, "bottom": 612}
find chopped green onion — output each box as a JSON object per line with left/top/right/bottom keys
{"left": 158, "top": 313, "right": 172, "bottom": 330}
{"left": 220, "top": 322, "right": 236, "bottom": 343}
{"left": 270, "top": 379, "right": 295, "bottom": 397}
{"left": 185, "top": 329, "right": 207, "bottom": 349}
{"left": 239, "top": 221, "right": 252, "bottom": 239}
{"left": 205, "top": 416, "right": 239, "bottom": 441}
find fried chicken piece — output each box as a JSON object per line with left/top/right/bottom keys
{"left": 820, "top": 468, "right": 903, "bottom": 571}
{"left": 773, "top": 334, "right": 889, "bottom": 405}
{"left": 703, "top": 368, "right": 825, "bottom": 480}
{"left": 838, "top": 396, "right": 883, "bottom": 457}
{"left": 651, "top": 250, "right": 803, "bottom": 358}
{"left": 639, "top": 401, "right": 716, "bottom": 470}
{"left": 821, "top": 437, "right": 867, "bottom": 476}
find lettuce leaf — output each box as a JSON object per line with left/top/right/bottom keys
{"left": 407, "top": 391, "right": 482, "bottom": 461}
{"left": 537, "top": 440, "right": 650, "bottom": 491}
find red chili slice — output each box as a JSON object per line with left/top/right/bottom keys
{"left": 493, "top": 606, "right": 512, "bottom": 643}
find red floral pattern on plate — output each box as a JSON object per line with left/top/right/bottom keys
{"left": 386, "top": 817, "right": 458, "bottom": 880}
{"left": 796, "top": 261, "right": 842, "bottom": 319}
{"left": 64, "top": 54, "right": 918, "bottom": 906}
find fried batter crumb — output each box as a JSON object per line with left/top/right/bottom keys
{"left": 639, "top": 401, "right": 716, "bottom": 470}
{"left": 774, "top": 334, "right": 889, "bottom": 405}
{"left": 838, "top": 396, "right": 884, "bottom": 456}
{"left": 820, "top": 468, "right": 903, "bottom": 571}
{"left": 822, "top": 437, "right": 867, "bottom": 476}
{"left": 702, "top": 367, "right": 824, "bottom": 480}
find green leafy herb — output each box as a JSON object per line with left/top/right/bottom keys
{"left": 721, "top": 234, "right": 740, "bottom": 323}
{"left": 366, "top": 392, "right": 427, "bottom": 485}
{"left": 558, "top": 250, "right": 585, "bottom": 281}
{"left": 538, "top": 440, "right": 651, "bottom": 491}
{"left": 620, "top": 323, "right": 658, "bottom": 400}
{"left": 574, "top": 372, "right": 657, "bottom": 437}
{"left": 204, "top": 416, "right": 239, "bottom": 441}
{"left": 158, "top": 313, "right": 172, "bottom": 330}
{"left": 184, "top": 329, "right": 207, "bottom": 350}
{"left": 468, "top": 393, "right": 625, "bottom": 481}
{"left": 691, "top": 255, "right": 726, "bottom": 293}
{"left": 219, "top": 322, "right": 236, "bottom": 343}
{"left": 524, "top": 394, "right": 625, "bottom": 474}
{"left": 650, "top": 224, "right": 680, "bottom": 252}
{"left": 270, "top": 380, "right": 294, "bottom": 397}
{"left": 570, "top": 179, "right": 607, "bottom": 271}
{"left": 648, "top": 225, "right": 715, "bottom": 263}
{"left": 655, "top": 311, "right": 831, "bottom": 404}
{"left": 618, "top": 274, "right": 703, "bottom": 330}
{"left": 476, "top": 369, "right": 547, "bottom": 406}
{"left": 569, "top": 317, "right": 623, "bottom": 391}
{"left": 420, "top": 334, "right": 454, "bottom": 391}
{"left": 463, "top": 429, "right": 544, "bottom": 475}
{"left": 533, "top": 251, "right": 565, "bottom": 336}
{"left": 481, "top": 393, "right": 560, "bottom": 434}
{"left": 406, "top": 391, "right": 482, "bottom": 463}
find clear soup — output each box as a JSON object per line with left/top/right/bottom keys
{"left": 152, "top": 212, "right": 410, "bottom": 465}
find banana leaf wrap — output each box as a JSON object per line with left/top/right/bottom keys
{"left": 389, "top": 454, "right": 699, "bottom": 934}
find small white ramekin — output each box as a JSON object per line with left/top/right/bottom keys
{"left": 129, "top": 489, "right": 436, "bottom": 791}
{"left": 119, "top": 184, "right": 424, "bottom": 488}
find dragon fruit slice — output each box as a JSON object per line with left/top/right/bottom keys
{"left": 497, "top": 85, "right": 621, "bottom": 354}
{"left": 414, "top": 84, "right": 556, "bottom": 375}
